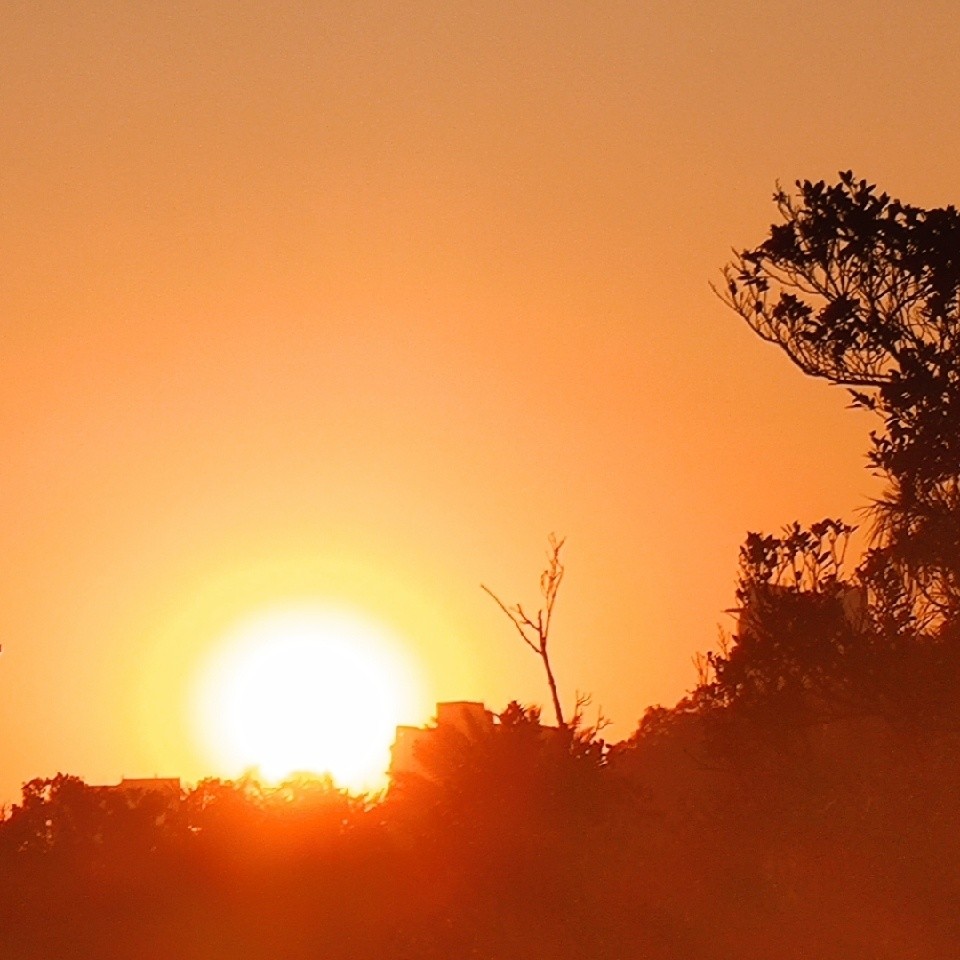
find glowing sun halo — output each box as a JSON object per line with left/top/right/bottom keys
{"left": 193, "top": 606, "right": 421, "bottom": 791}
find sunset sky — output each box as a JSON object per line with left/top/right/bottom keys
{"left": 2, "top": 1, "right": 959, "bottom": 800}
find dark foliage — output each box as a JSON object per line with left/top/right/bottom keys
{"left": 707, "top": 174, "right": 960, "bottom": 737}
{"left": 3, "top": 700, "right": 959, "bottom": 959}
{"left": 721, "top": 171, "right": 960, "bottom": 491}
{"left": 703, "top": 520, "right": 867, "bottom": 719}
{"left": 721, "top": 172, "right": 960, "bottom": 630}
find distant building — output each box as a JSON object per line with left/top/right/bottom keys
{"left": 390, "top": 701, "right": 495, "bottom": 780}
{"left": 734, "top": 582, "right": 868, "bottom": 639}
{"left": 111, "top": 777, "right": 181, "bottom": 798}
{"left": 96, "top": 777, "right": 182, "bottom": 819}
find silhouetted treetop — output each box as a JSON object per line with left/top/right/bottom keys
{"left": 721, "top": 171, "right": 960, "bottom": 491}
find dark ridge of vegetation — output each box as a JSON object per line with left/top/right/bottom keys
{"left": 3, "top": 704, "right": 959, "bottom": 959}
{"left": 4, "top": 173, "right": 960, "bottom": 958}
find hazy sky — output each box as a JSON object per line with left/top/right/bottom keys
{"left": 2, "top": 1, "right": 959, "bottom": 799}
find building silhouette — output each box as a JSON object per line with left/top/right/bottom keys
{"left": 390, "top": 701, "right": 495, "bottom": 779}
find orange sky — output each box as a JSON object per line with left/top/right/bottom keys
{"left": 2, "top": 1, "right": 959, "bottom": 800}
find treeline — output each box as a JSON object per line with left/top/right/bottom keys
{"left": 1, "top": 693, "right": 959, "bottom": 959}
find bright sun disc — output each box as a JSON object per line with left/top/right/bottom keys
{"left": 193, "top": 606, "right": 421, "bottom": 791}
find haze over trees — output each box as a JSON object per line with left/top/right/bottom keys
{"left": 3, "top": 173, "right": 960, "bottom": 959}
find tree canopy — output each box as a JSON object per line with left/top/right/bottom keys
{"left": 721, "top": 172, "right": 960, "bottom": 635}
{"left": 721, "top": 171, "right": 960, "bottom": 493}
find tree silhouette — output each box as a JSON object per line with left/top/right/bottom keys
{"left": 383, "top": 700, "right": 624, "bottom": 960}
{"left": 0, "top": 774, "right": 179, "bottom": 864}
{"left": 702, "top": 519, "right": 875, "bottom": 723}
{"left": 482, "top": 534, "right": 568, "bottom": 727}
{"left": 720, "top": 172, "right": 960, "bottom": 634}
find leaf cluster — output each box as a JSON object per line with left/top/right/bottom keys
{"left": 721, "top": 171, "right": 960, "bottom": 492}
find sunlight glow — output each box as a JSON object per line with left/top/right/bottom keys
{"left": 192, "top": 605, "right": 421, "bottom": 791}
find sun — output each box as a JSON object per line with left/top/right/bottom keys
{"left": 192, "top": 605, "right": 422, "bottom": 791}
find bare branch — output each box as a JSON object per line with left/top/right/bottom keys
{"left": 480, "top": 584, "right": 541, "bottom": 654}
{"left": 483, "top": 535, "right": 568, "bottom": 728}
